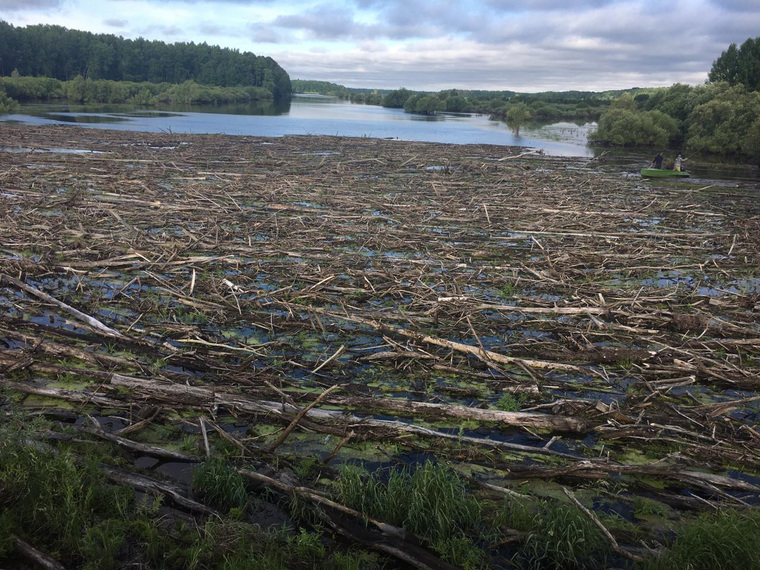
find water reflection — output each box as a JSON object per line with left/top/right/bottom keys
{"left": 4, "top": 95, "right": 594, "bottom": 157}
{"left": 44, "top": 113, "right": 130, "bottom": 124}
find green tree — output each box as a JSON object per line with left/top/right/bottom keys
{"left": 445, "top": 95, "right": 467, "bottom": 112}
{"left": 506, "top": 102, "right": 531, "bottom": 135}
{"left": 686, "top": 85, "right": 760, "bottom": 154}
{"left": 0, "top": 87, "right": 19, "bottom": 114}
{"left": 383, "top": 88, "right": 413, "bottom": 108}
{"left": 609, "top": 93, "right": 637, "bottom": 111}
{"left": 589, "top": 108, "right": 678, "bottom": 147}
{"left": 0, "top": 22, "right": 291, "bottom": 100}
{"left": 709, "top": 37, "right": 760, "bottom": 91}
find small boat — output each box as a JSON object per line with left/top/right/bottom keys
{"left": 640, "top": 168, "right": 690, "bottom": 178}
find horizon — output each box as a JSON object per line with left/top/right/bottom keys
{"left": 2, "top": 1, "right": 759, "bottom": 92}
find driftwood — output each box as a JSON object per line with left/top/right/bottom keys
{"left": 102, "top": 465, "right": 216, "bottom": 515}
{"left": 2, "top": 125, "right": 760, "bottom": 566}
{"left": 562, "top": 487, "right": 644, "bottom": 563}
{"left": 325, "top": 394, "right": 590, "bottom": 431}
{"left": 107, "top": 372, "right": 590, "bottom": 436}
{"left": 239, "top": 468, "right": 458, "bottom": 570}
{"left": 80, "top": 421, "right": 201, "bottom": 462}
{"left": 11, "top": 535, "right": 66, "bottom": 570}
{"left": 0, "top": 273, "right": 123, "bottom": 337}
{"left": 307, "top": 306, "right": 582, "bottom": 372}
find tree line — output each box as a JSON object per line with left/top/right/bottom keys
{"left": 0, "top": 21, "right": 291, "bottom": 100}
{"left": 0, "top": 72, "right": 280, "bottom": 111}
{"left": 590, "top": 37, "right": 760, "bottom": 159}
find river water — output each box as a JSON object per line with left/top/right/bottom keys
{"left": 2, "top": 94, "right": 596, "bottom": 157}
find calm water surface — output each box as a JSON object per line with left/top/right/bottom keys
{"left": 3, "top": 94, "right": 596, "bottom": 157}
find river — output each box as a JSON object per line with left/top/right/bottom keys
{"left": 2, "top": 94, "right": 596, "bottom": 157}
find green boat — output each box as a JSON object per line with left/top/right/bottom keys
{"left": 640, "top": 168, "right": 690, "bottom": 178}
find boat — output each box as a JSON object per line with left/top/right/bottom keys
{"left": 640, "top": 168, "right": 690, "bottom": 178}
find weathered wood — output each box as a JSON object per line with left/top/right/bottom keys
{"left": 326, "top": 394, "right": 589, "bottom": 432}
{"left": 307, "top": 306, "right": 581, "bottom": 372}
{"left": 268, "top": 383, "right": 344, "bottom": 452}
{"left": 108, "top": 373, "right": 589, "bottom": 433}
{"left": 562, "top": 487, "right": 645, "bottom": 563}
{"left": 102, "top": 465, "right": 214, "bottom": 515}
{"left": 0, "top": 273, "right": 123, "bottom": 337}
{"left": 239, "top": 468, "right": 458, "bottom": 570}
{"left": 12, "top": 535, "right": 66, "bottom": 570}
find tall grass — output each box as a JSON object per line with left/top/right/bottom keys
{"left": 522, "top": 501, "right": 610, "bottom": 569}
{"left": 645, "top": 508, "right": 760, "bottom": 570}
{"left": 338, "top": 461, "right": 483, "bottom": 565}
{"left": 191, "top": 459, "right": 248, "bottom": 513}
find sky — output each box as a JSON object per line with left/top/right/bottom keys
{"left": 1, "top": 0, "right": 759, "bottom": 93}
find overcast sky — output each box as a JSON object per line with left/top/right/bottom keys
{"left": 2, "top": 0, "right": 759, "bottom": 92}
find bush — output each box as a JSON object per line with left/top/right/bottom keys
{"left": 589, "top": 108, "right": 679, "bottom": 147}
{"left": 0, "top": 88, "right": 19, "bottom": 114}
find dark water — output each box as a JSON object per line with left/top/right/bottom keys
{"left": 2, "top": 94, "right": 596, "bottom": 157}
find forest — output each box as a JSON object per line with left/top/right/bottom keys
{"left": 0, "top": 22, "right": 291, "bottom": 100}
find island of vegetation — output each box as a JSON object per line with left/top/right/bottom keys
{"left": 0, "top": 21, "right": 291, "bottom": 110}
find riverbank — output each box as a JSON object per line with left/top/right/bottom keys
{"left": 2, "top": 124, "right": 759, "bottom": 569}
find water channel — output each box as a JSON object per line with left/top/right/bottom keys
{"left": 2, "top": 94, "right": 596, "bottom": 157}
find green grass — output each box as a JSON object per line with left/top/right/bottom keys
{"left": 337, "top": 461, "right": 483, "bottom": 565}
{"left": 644, "top": 508, "right": 760, "bottom": 570}
{"left": 191, "top": 459, "right": 248, "bottom": 513}
{"left": 495, "top": 392, "right": 526, "bottom": 412}
{"left": 521, "top": 501, "right": 610, "bottom": 569}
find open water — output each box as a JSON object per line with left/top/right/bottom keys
{"left": 2, "top": 94, "right": 596, "bottom": 157}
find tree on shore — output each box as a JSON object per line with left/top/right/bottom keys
{"left": 506, "top": 102, "right": 531, "bottom": 135}
{"left": 709, "top": 37, "right": 760, "bottom": 91}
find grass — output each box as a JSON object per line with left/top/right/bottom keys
{"left": 337, "top": 460, "right": 484, "bottom": 565}
{"left": 191, "top": 459, "right": 248, "bottom": 513}
{"left": 495, "top": 392, "right": 526, "bottom": 412}
{"left": 644, "top": 508, "right": 760, "bottom": 570}
{"left": 0, "top": 413, "right": 385, "bottom": 569}
{"left": 0, "top": 420, "right": 133, "bottom": 567}
{"left": 521, "top": 500, "right": 610, "bottom": 570}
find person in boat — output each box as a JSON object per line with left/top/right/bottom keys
{"left": 651, "top": 152, "right": 664, "bottom": 169}
{"left": 673, "top": 154, "right": 684, "bottom": 171}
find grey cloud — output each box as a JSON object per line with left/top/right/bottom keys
{"left": 485, "top": 0, "right": 615, "bottom": 10}
{"left": 141, "top": 24, "right": 186, "bottom": 37}
{"left": 710, "top": 0, "right": 759, "bottom": 11}
{"left": 0, "top": 0, "right": 61, "bottom": 8}
{"left": 110, "top": 0, "right": 275, "bottom": 3}
{"left": 103, "top": 19, "right": 128, "bottom": 28}
{"left": 273, "top": 6, "right": 364, "bottom": 39}
{"left": 248, "top": 22, "right": 282, "bottom": 43}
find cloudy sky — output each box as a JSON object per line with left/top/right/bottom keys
{"left": 2, "top": 0, "right": 759, "bottom": 92}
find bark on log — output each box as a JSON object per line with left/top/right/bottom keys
{"left": 109, "top": 373, "right": 589, "bottom": 433}
{"left": 12, "top": 535, "right": 66, "bottom": 570}
{"left": 326, "top": 395, "right": 589, "bottom": 431}
{"left": 239, "top": 468, "right": 458, "bottom": 570}
{"left": 108, "top": 373, "right": 590, "bottom": 457}
{"left": 0, "top": 273, "right": 124, "bottom": 337}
